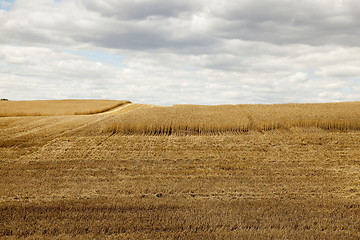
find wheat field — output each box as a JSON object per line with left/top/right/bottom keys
{"left": 103, "top": 101, "right": 360, "bottom": 135}
{"left": 0, "top": 99, "right": 131, "bottom": 117}
{"left": 1, "top": 101, "right": 360, "bottom": 239}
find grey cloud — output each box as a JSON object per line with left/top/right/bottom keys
{"left": 92, "top": 31, "right": 217, "bottom": 51}
{"left": 3, "top": 1, "right": 217, "bottom": 52}
{"left": 2, "top": 0, "right": 360, "bottom": 51}
{"left": 1, "top": 0, "right": 359, "bottom": 105}
{"left": 78, "top": 0, "right": 202, "bottom": 20}
{"left": 208, "top": 0, "right": 360, "bottom": 46}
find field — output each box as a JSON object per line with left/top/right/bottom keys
{"left": 1, "top": 101, "right": 360, "bottom": 239}
{"left": 0, "top": 99, "right": 131, "bottom": 117}
{"left": 103, "top": 102, "right": 360, "bottom": 135}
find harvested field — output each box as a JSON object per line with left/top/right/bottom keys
{"left": 1, "top": 101, "right": 360, "bottom": 239}
{"left": 0, "top": 99, "right": 131, "bottom": 117}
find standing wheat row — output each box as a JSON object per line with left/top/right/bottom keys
{"left": 103, "top": 102, "right": 360, "bottom": 135}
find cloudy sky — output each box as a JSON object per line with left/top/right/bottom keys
{"left": 0, "top": 0, "right": 359, "bottom": 105}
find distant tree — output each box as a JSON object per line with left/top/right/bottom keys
{"left": 1, "top": 98, "right": 8, "bottom": 101}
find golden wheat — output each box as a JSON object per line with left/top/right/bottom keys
{"left": 103, "top": 102, "right": 360, "bottom": 135}
{"left": 1, "top": 101, "right": 360, "bottom": 239}
{"left": 0, "top": 99, "right": 131, "bottom": 117}
{"left": 1, "top": 132, "right": 360, "bottom": 239}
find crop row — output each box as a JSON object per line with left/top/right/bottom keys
{"left": 104, "top": 102, "right": 360, "bottom": 135}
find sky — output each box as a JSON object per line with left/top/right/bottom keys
{"left": 0, "top": 0, "right": 359, "bottom": 105}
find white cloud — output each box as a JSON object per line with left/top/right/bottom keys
{"left": 0, "top": 0, "right": 359, "bottom": 104}
{"left": 316, "top": 65, "right": 360, "bottom": 79}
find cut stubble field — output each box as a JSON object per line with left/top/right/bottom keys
{"left": 1, "top": 100, "right": 360, "bottom": 239}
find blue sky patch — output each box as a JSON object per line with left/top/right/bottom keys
{"left": 340, "top": 88, "right": 354, "bottom": 94}
{"left": 352, "top": 79, "right": 360, "bottom": 84}
{"left": 0, "top": 0, "right": 14, "bottom": 11}
{"left": 65, "top": 49, "right": 124, "bottom": 68}
{"left": 303, "top": 69, "right": 323, "bottom": 80}
{"left": 182, "top": 65, "right": 197, "bottom": 71}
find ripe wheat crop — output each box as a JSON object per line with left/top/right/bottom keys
{"left": 103, "top": 101, "right": 360, "bottom": 135}
{"left": 0, "top": 99, "right": 131, "bottom": 117}
{"left": 1, "top": 100, "right": 360, "bottom": 238}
